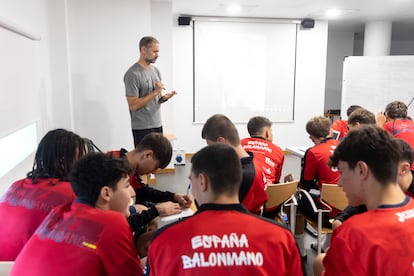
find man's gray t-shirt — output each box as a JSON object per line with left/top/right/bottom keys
{"left": 124, "top": 63, "right": 162, "bottom": 130}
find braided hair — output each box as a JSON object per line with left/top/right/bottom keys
{"left": 28, "top": 129, "right": 87, "bottom": 182}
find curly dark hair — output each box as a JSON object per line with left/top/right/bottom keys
{"left": 69, "top": 153, "right": 131, "bottom": 205}
{"left": 385, "top": 101, "right": 408, "bottom": 119}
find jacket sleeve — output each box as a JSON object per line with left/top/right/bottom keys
{"left": 127, "top": 205, "right": 159, "bottom": 232}
{"left": 134, "top": 185, "right": 175, "bottom": 204}
{"left": 334, "top": 205, "right": 367, "bottom": 222}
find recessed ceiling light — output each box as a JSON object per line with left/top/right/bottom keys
{"left": 325, "top": 9, "right": 341, "bottom": 18}
{"left": 227, "top": 5, "right": 241, "bottom": 14}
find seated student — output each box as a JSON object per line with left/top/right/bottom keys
{"left": 397, "top": 139, "right": 414, "bottom": 197}
{"left": 299, "top": 116, "right": 340, "bottom": 224}
{"left": 109, "top": 133, "right": 192, "bottom": 234}
{"left": 346, "top": 107, "right": 376, "bottom": 130}
{"left": 201, "top": 114, "right": 268, "bottom": 214}
{"left": 330, "top": 108, "right": 375, "bottom": 229}
{"left": 377, "top": 100, "right": 414, "bottom": 169}
{"left": 330, "top": 105, "right": 361, "bottom": 140}
{"left": 317, "top": 125, "right": 414, "bottom": 276}
{"left": 295, "top": 116, "right": 340, "bottom": 257}
{"left": 145, "top": 143, "right": 303, "bottom": 275}
{"left": 0, "top": 129, "right": 87, "bottom": 261}
{"left": 332, "top": 138, "right": 414, "bottom": 229}
{"left": 240, "top": 116, "right": 284, "bottom": 184}
{"left": 11, "top": 153, "right": 142, "bottom": 276}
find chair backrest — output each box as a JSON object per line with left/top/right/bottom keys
{"left": 321, "top": 184, "right": 348, "bottom": 211}
{"left": 266, "top": 180, "right": 299, "bottom": 209}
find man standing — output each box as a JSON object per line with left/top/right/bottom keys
{"left": 124, "top": 36, "right": 177, "bottom": 147}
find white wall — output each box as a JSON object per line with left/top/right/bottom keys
{"left": 324, "top": 31, "right": 354, "bottom": 110}
{"left": 0, "top": 0, "right": 52, "bottom": 194}
{"left": 354, "top": 38, "right": 414, "bottom": 56}
{"left": 66, "top": 0, "right": 152, "bottom": 151}
{"left": 172, "top": 22, "right": 329, "bottom": 152}
{"left": 45, "top": 0, "right": 73, "bottom": 129}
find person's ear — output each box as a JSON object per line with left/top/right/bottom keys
{"left": 142, "top": 149, "right": 154, "bottom": 160}
{"left": 264, "top": 128, "right": 271, "bottom": 139}
{"left": 399, "top": 162, "right": 411, "bottom": 176}
{"left": 357, "top": 161, "right": 369, "bottom": 179}
{"left": 216, "top": 137, "right": 226, "bottom": 143}
{"left": 199, "top": 173, "right": 209, "bottom": 192}
{"left": 100, "top": 186, "right": 112, "bottom": 202}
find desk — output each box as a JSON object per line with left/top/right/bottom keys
{"left": 285, "top": 146, "right": 308, "bottom": 158}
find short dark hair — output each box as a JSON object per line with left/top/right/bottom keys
{"left": 69, "top": 153, "right": 131, "bottom": 205}
{"left": 329, "top": 125, "right": 401, "bottom": 185}
{"left": 135, "top": 132, "right": 172, "bottom": 169}
{"left": 396, "top": 139, "right": 414, "bottom": 166}
{"left": 139, "top": 36, "right": 159, "bottom": 51}
{"left": 347, "top": 108, "right": 376, "bottom": 126}
{"left": 191, "top": 144, "right": 242, "bottom": 197}
{"left": 306, "top": 116, "right": 330, "bottom": 138}
{"left": 247, "top": 116, "right": 272, "bottom": 136}
{"left": 346, "top": 105, "right": 362, "bottom": 117}
{"left": 201, "top": 114, "right": 240, "bottom": 146}
{"left": 385, "top": 101, "right": 408, "bottom": 119}
{"left": 29, "top": 129, "right": 87, "bottom": 181}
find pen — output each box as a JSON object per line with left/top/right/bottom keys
{"left": 186, "top": 183, "right": 191, "bottom": 195}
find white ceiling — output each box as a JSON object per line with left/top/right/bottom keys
{"left": 171, "top": 0, "right": 414, "bottom": 40}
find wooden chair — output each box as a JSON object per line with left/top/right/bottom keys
{"left": 266, "top": 180, "right": 299, "bottom": 233}
{"left": 299, "top": 183, "right": 348, "bottom": 254}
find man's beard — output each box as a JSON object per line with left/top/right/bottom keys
{"left": 146, "top": 57, "right": 157, "bottom": 64}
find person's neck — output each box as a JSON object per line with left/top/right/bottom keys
{"left": 234, "top": 145, "right": 250, "bottom": 158}
{"left": 94, "top": 200, "right": 109, "bottom": 212}
{"left": 138, "top": 58, "right": 150, "bottom": 69}
{"left": 365, "top": 182, "right": 406, "bottom": 210}
{"left": 125, "top": 151, "right": 139, "bottom": 174}
{"left": 313, "top": 137, "right": 325, "bottom": 145}
{"left": 251, "top": 134, "right": 266, "bottom": 140}
{"left": 209, "top": 194, "right": 239, "bottom": 205}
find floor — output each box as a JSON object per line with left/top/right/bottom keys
{"left": 152, "top": 157, "right": 317, "bottom": 275}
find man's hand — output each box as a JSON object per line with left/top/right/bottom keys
{"left": 174, "top": 193, "right": 193, "bottom": 208}
{"left": 154, "top": 81, "right": 164, "bottom": 94}
{"left": 133, "top": 204, "right": 149, "bottom": 213}
{"left": 331, "top": 219, "right": 342, "bottom": 230}
{"left": 376, "top": 112, "right": 386, "bottom": 127}
{"left": 155, "top": 201, "right": 182, "bottom": 216}
{"left": 163, "top": 91, "right": 177, "bottom": 100}
{"left": 159, "top": 91, "right": 177, "bottom": 103}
